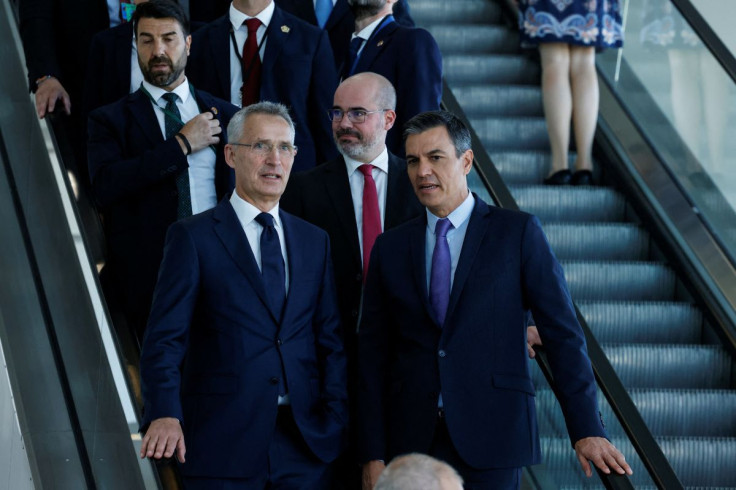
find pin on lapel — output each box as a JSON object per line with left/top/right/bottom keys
{"left": 281, "top": 25, "right": 290, "bottom": 33}
{"left": 211, "top": 107, "right": 218, "bottom": 115}
{"left": 377, "top": 40, "right": 384, "bottom": 47}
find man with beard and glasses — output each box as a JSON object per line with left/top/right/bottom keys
{"left": 280, "top": 71, "right": 423, "bottom": 488}
{"left": 87, "top": 0, "right": 238, "bottom": 346}
{"left": 340, "top": 0, "right": 442, "bottom": 157}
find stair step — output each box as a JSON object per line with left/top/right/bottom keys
{"left": 561, "top": 261, "right": 675, "bottom": 301}
{"left": 512, "top": 187, "right": 627, "bottom": 222}
{"left": 445, "top": 54, "right": 540, "bottom": 86}
{"left": 492, "top": 151, "right": 577, "bottom": 184}
{"left": 455, "top": 85, "right": 542, "bottom": 117}
{"left": 410, "top": 0, "right": 503, "bottom": 25}
{"left": 427, "top": 25, "right": 519, "bottom": 54}
{"left": 543, "top": 223, "right": 649, "bottom": 261}
{"left": 576, "top": 301, "right": 701, "bottom": 344}
{"left": 472, "top": 117, "right": 549, "bottom": 150}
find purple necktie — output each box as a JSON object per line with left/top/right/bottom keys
{"left": 430, "top": 218, "right": 453, "bottom": 326}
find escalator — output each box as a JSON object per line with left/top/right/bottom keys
{"left": 410, "top": 0, "right": 736, "bottom": 488}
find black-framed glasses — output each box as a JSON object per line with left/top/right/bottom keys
{"left": 327, "top": 109, "right": 387, "bottom": 123}
{"left": 230, "top": 141, "right": 298, "bottom": 156}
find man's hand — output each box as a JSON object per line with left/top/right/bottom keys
{"left": 178, "top": 112, "right": 221, "bottom": 153}
{"left": 527, "top": 325, "right": 542, "bottom": 358}
{"left": 362, "top": 460, "right": 386, "bottom": 490}
{"left": 35, "top": 77, "right": 71, "bottom": 119}
{"left": 574, "top": 437, "right": 632, "bottom": 477}
{"left": 140, "top": 417, "right": 186, "bottom": 462}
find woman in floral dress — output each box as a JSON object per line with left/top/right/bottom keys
{"left": 518, "top": 0, "right": 624, "bottom": 185}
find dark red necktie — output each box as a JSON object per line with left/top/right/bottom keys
{"left": 359, "top": 164, "right": 381, "bottom": 281}
{"left": 241, "top": 18, "right": 262, "bottom": 107}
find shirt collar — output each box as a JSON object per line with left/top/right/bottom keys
{"left": 353, "top": 15, "right": 384, "bottom": 41}
{"left": 426, "top": 192, "right": 475, "bottom": 234}
{"left": 230, "top": 191, "right": 282, "bottom": 228}
{"left": 230, "top": 1, "right": 275, "bottom": 31}
{"left": 142, "top": 77, "right": 192, "bottom": 105}
{"left": 345, "top": 147, "right": 389, "bottom": 177}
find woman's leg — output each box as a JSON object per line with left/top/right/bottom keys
{"left": 569, "top": 45, "right": 597, "bottom": 172}
{"left": 539, "top": 42, "right": 572, "bottom": 177}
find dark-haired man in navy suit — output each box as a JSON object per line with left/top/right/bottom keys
{"left": 186, "top": 0, "right": 339, "bottom": 172}
{"left": 358, "top": 111, "right": 632, "bottom": 489}
{"left": 87, "top": 0, "right": 238, "bottom": 344}
{"left": 274, "top": 0, "right": 414, "bottom": 69}
{"left": 139, "top": 101, "right": 347, "bottom": 489}
{"left": 341, "top": 0, "right": 442, "bottom": 157}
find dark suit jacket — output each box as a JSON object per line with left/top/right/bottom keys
{"left": 140, "top": 199, "right": 348, "bottom": 478}
{"left": 87, "top": 88, "right": 238, "bottom": 341}
{"left": 280, "top": 152, "right": 422, "bottom": 337}
{"left": 358, "top": 197, "right": 606, "bottom": 468}
{"left": 187, "top": 7, "right": 339, "bottom": 172}
{"left": 84, "top": 22, "right": 135, "bottom": 115}
{"left": 344, "top": 20, "right": 442, "bottom": 156}
{"left": 275, "top": 0, "right": 414, "bottom": 69}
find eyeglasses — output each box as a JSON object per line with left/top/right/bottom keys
{"left": 230, "top": 141, "right": 298, "bottom": 156}
{"left": 327, "top": 109, "right": 387, "bottom": 123}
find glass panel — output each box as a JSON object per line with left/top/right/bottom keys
{"left": 597, "top": 0, "right": 736, "bottom": 259}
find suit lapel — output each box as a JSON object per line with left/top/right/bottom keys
{"left": 262, "top": 8, "right": 288, "bottom": 82}
{"left": 213, "top": 200, "right": 279, "bottom": 323}
{"left": 410, "top": 216, "right": 438, "bottom": 326}
{"left": 194, "top": 90, "right": 234, "bottom": 198}
{"left": 324, "top": 158, "right": 362, "bottom": 269}
{"left": 384, "top": 152, "right": 417, "bottom": 229}
{"left": 444, "top": 198, "right": 493, "bottom": 325}
{"left": 354, "top": 21, "right": 398, "bottom": 73}
{"left": 127, "top": 90, "right": 163, "bottom": 146}
{"left": 210, "top": 17, "right": 233, "bottom": 101}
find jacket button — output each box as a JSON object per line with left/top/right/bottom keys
{"left": 276, "top": 338, "right": 283, "bottom": 346}
{"left": 355, "top": 273, "right": 362, "bottom": 282}
{"left": 438, "top": 350, "right": 446, "bottom": 358}
{"left": 269, "top": 377, "right": 279, "bottom": 385}
{"left": 351, "top": 309, "right": 358, "bottom": 318}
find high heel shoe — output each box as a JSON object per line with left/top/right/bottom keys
{"left": 570, "top": 170, "right": 593, "bottom": 186}
{"left": 543, "top": 169, "right": 572, "bottom": 185}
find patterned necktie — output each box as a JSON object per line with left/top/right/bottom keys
{"left": 345, "top": 36, "right": 364, "bottom": 77}
{"left": 241, "top": 18, "right": 262, "bottom": 107}
{"left": 358, "top": 164, "right": 381, "bottom": 281}
{"left": 430, "top": 218, "right": 453, "bottom": 326}
{"left": 255, "top": 212, "right": 286, "bottom": 318}
{"left": 315, "top": 0, "right": 333, "bottom": 28}
{"left": 162, "top": 92, "right": 192, "bottom": 219}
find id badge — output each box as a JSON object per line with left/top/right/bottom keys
{"left": 121, "top": 2, "right": 136, "bottom": 23}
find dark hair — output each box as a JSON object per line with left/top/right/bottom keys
{"left": 133, "top": 0, "right": 190, "bottom": 37}
{"left": 403, "top": 111, "right": 471, "bottom": 158}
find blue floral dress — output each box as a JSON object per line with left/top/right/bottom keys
{"left": 519, "top": 0, "right": 624, "bottom": 49}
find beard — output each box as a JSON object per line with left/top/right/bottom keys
{"left": 140, "top": 54, "right": 186, "bottom": 88}
{"left": 334, "top": 127, "right": 383, "bottom": 160}
{"left": 347, "top": 0, "right": 386, "bottom": 21}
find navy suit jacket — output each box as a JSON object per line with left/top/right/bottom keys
{"left": 343, "top": 20, "right": 442, "bottom": 156}
{"left": 358, "top": 197, "right": 605, "bottom": 468}
{"left": 187, "top": 7, "right": 339, "bottom": 172}
{"left": 275, "top": 0, "right": 414, "bottom": 69}
{"left": 84, "top": 22, "right": 134, "bottom": 115}
{"left": 281, "top": 152, "right": 422, "bottom": 337}
{"left": 140, "top": 199, "right": 348, "bottom": 478}
{"left": 87, "top": 88, "right": 238, "bottom": 340}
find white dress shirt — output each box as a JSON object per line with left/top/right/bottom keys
{"left": 229, "top": 192, "right": 290, "bottom": 293}
{"left": 107, "top": 0, "right": 121, "bottom": 27}
{"left": 142, "top": 78, "right": 217, "bottom": 214}
{"left": 351, "top": 15, "right": 385, "bottom": 58}
{"left": 228, "top": 1, "right": 275, "bottom": 106}
{"left": 312, "top": 0, "right": 337, "bottom": 8}
{"left": 344, "top": 148, "right": 389, "bottom": 262}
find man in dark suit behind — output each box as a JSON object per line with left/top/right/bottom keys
{"left": 358, "top": 111, "right": 632, "bottom": 489}
{"left": 274, "top": 0, "right": 414, "bottom": 69}
{"left": 342, "top": 0, "right": 442, "bottom": 157}
{"left": 87, "top": 0, "right": 238, "bottom": 345}
{"left": 139, "top": 101, "right": 348, "bottom": 489}
{"left": 186, "top": 0, "right": 339, "bottom": 172}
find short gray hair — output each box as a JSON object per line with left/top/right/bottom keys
{"left": 227, "top": 101, "right": 296, "bottom": 143}
{"left": 374, "top": 453, "right": 463, "bottom": 490}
